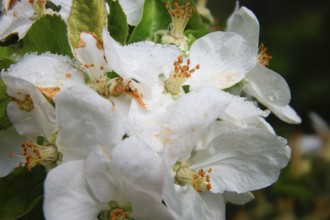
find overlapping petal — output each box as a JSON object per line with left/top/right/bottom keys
{"left": 54, "top": 84, "right": 127, "bottom": 161}
{"left": 190, "top": 128, "right": 291, "bottom": 193}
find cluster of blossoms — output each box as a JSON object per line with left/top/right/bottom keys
{"left": 0, "top": 0, "right": 301, "bottom": 219}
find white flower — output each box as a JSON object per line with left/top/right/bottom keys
{"left": 226, "top": 5, "right": 301, "bottom": 124}
{"left": 103, "top": 28, "right": 256, "bottom": 109}
{"left": 166, "top": 127, "right": 290, "bottom": 218}
{"left": 0, "top": 83, "right": 127, "bottom": 175}
{"left": 123, "top": 86, "right": 290, "bottom": 218}
{"left": 1, "top": 52, "right": 83, "bottom": 139}
{"left": 44, "top": 136, "right": 179, "bottom": 220}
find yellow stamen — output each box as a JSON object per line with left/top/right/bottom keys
{"left": 16, "top": 140, "right": 59, "bottom": 171}
{"left": 109, "top": 208, "right": 130, "bottom": 220}
{"left": 166, "top": 2, "right": 194, "bottom": 39}
{"left": 12, "top": 95, "right": 34, "bottom": 112}
{"left": 164, "top": 55, "right": 200, "bottom": 95}
{"left": 258, "top": 43, "right": 272, "bottom": 66}
{"left": 38, "top": 87, "right": 61, "bottom": 99}
{"left": 174, "top": 162, "right": 212, "bottom": 193}
{"left": 109, "top": 77, "right": 147, "bottom": 108}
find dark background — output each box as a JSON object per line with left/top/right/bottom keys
{"left": 209, "top": 0, "right": 330, "bottom": 135}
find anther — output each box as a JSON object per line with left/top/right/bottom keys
{"left": 258, "top": 43, "right": 272, "bottom": 66}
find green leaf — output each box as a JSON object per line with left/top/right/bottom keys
{"left": 0, "top": 77, "right": 12, "bottom": 130}
{"left": 68, "top": 0, "right": 107, "bottom": 49}
{"left": 17, "top": 199, "right": 44, "bottom": 220}
{"left": 107, "top": 0, "right": 129, "bottom": 44}
{"left": 21, "top": 15, "right": 73, "bottom": 56}
{"left": 0, "top": 166, "right": 47, "bottom": 220}
{"left": 128, "top": 0, "right": 170, "bottom": 43}
{"left": 0, "top": 15, "right": 73, "bottom": 70}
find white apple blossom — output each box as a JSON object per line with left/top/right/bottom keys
{"left": 226, "top": 5, "right": 301, "bottom": 124}
{"left": 165, "top": 126, "right": 290, "bottom": 218}
{"left": 0, "top": 83, "right": 127, "bottom": 175}
{"left": 103, "top": 28, "right": 257, "bottom": 110}
{"left": 1, "top": 52, "right": 83, "bottom": 139}
{"left": 44, "top": 136, "right": 179, "bottom": 220}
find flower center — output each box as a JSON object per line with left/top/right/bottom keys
{"left": 108, "top": 77, "right": 146, "bottom": 108}
{"left": 164, "top": 55, "right": 200, "bottom": 96}
{"left": 158, "top": 2, "right": 194, "bottom": 52}
{"left": 174, "top": 161, "right": 212, "bottom": 192}
{"left": 98, "top": 201, "right": 133, "bottom": 220}
{"left": 12, "top": 95, "right": 34, "bottom": 112}
{"left": 9, "top": 140, "right": 61, "bottom": 171}
{"left": 258, "top": 43, "right": 272, "bottom": 66}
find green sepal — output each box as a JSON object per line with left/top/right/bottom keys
{"left": 107, "top": 0, "right": 129, "bottom": 44}
{"left": 128, "top": 0, "right": 170, "bottom": 43}
{"left": 68, "top": 0, "right": 107, "bottom": 49}
{"left": 0, "top": 77, "right": 12, "bottom": 130}
{"left": 0, "top": 166, "right": 47, "bottom": 220}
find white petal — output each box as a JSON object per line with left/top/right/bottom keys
{"left": 220, "top": 92, "right": 269, "bottom": 128}
{"left": 2, "top": 72, "right": 57, "bottom": 140}
{"left": 224, "top": 191, "right": 255, "bottom": 205}
{"left": 245, "top": 64, "right": 291, "bottom": 107}
{"left": 190, "top": 128, "right": 291, "bottom": 193}
{"left": 255, "top": 117, "right": 276, "bottom": 134}
{"left": 200, "top": 191, "right": 226, "bottom": 220}
{"left": 188, "top": 31, "right": 257, "bottom": 89}
{"left": 226, "top": 6, "right": 260, "bottom": 54}
{"left": 84, "top": 146, "right": 119, "bottom": 203}
{"left": 268, "top": 104, "right": 302, "bottom": 124}
{"left": 44, "top": 161, "right": 106, "bottom": 220}
{"left": 51, "top": 0, "right": 73, "bottom": 22}
{"left": 5, "top": 52, "right": 84, "bottom": 88}
{"left": 129, "top": 191, "right": 178, "bottom": 219}
{"left": 159, "top": 87, "right": 231, "bottom": 163}
{"left": 0, "top": 127, "right": 26, "bottom": 177}
{"left": 118, "top": 0, "right": 144, "bottom": 26}
{"left": 110, "top": 136, "right": 165, "bottom": 200}
{"left": 85, "top": 137, "right": 166, "bottom": 206}
{"left": 103, "top": 29, "right": 180, "bottom": 89}
{"left": 175, "top": 185, "right": 221, "bottom": 220}
{"left": 54, "top": 85, "right": 126, "bottom": 162}
{"left": 0, "top": 1, "right": 34, "bottom": 40}
{"left": 74, "top": 33, "right": 109, "bottom": 81}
